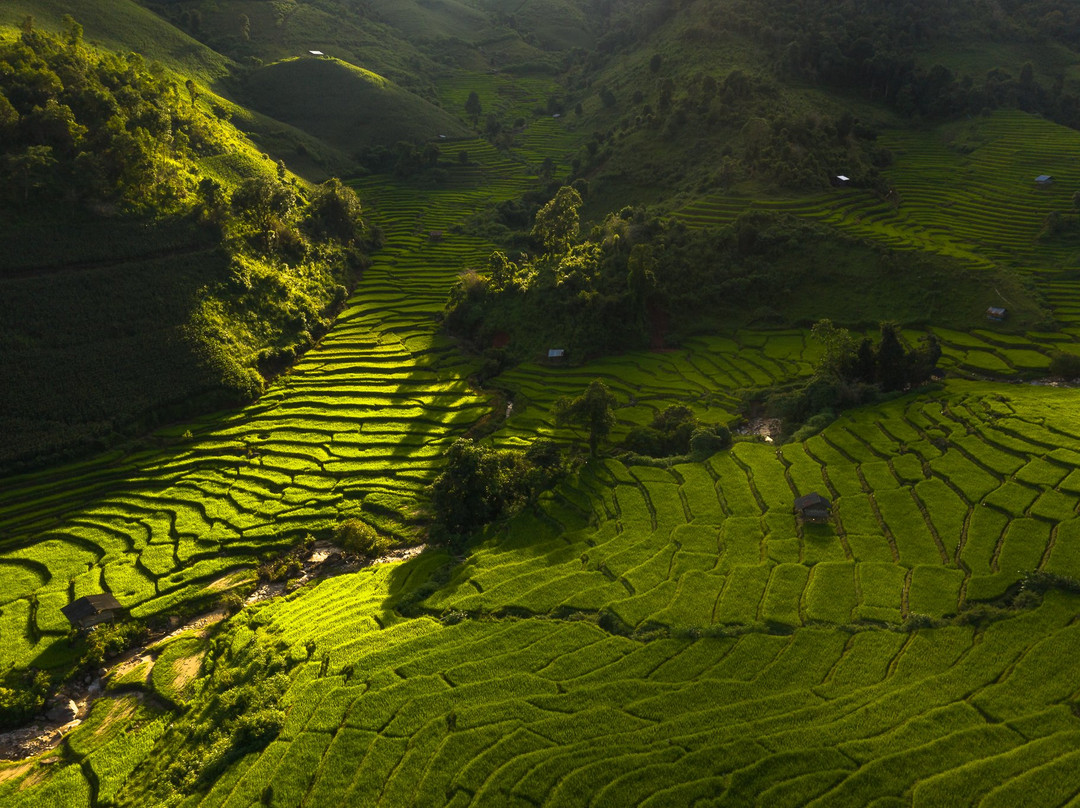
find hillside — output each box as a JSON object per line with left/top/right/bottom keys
{"left": 5, "top": 1, "right": 1080, "bottom": 806}
{"left": 0, "top": 26, "right": 376, "bottom": 472}
{"left": 242, "top": 57, "right": 470, "bottom": 155}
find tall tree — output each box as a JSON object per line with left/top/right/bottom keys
{"left": 531, "top": 186, "right": 582, "bottom": 254}
{"left": 554, "top": 379, "right": 618, "bottom": 457}
{"left": 465, "top": 91, "right": 482, "bottom": 125}
{"left": 877, "top": 322, "right": 907, "bottom": 392}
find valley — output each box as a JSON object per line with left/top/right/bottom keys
{"left": 3, "top": 1, "right": 1080, "bottom": 806}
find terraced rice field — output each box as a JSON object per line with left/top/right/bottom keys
{"left": 676, "top": 110, "right": 1080, "bottom": 364}
{"left": 0, "top": 136, "right": 539, "bottom": 672}
{"left": 678, "top": 111, "right": 1080, "bottom": 270}
{"left": 494, "top": 331, "right": 821, "bottom": 447}
{"left": 430, "top": 382, "right": 1080, "bottom": 630}
{"left": 30, "top": 548, "right": 1080, "bottom": 807}
{"left": 7, "top": 85, "right": 1080, "bottom": 807}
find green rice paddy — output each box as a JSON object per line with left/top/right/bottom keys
{"left": 5, "top": 81, "right": 1080, "bottom": 807}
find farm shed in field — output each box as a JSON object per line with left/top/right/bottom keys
{"left": 547, "top": 348, "right": 566, "bottom": 360}
{"left": 61, "top": 594, "right": 125, "bottom": 629}
{"left": 308, "top": 50, "right": 325, "bottom": 57}
{"left": 986, "top": 306, "right": 1008, "bottom": 322}
{"left": 794, "top": 492, "right": 832, "bottom": 523}
{"left": 832, "top": 175, "right": 851, "bottom": 187}
{"left": 1035, "top": 174, "right": 1054, "bottom": 186}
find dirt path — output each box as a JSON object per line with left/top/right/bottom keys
{"left": 0, "top": 542, "right": 428, "bottom": 762}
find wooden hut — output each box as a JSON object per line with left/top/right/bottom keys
{"left": 61, "top": 594, "right": 125, "bottom": 629}
{"left": 794, "top": 492, "right": 832, "bottom": 524}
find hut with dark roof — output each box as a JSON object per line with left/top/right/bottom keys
{"left": 794, "top": 492, "right": 833, "bottom": 524}
{"left": 61, "top": 594, "right": 125, "bottom": 629}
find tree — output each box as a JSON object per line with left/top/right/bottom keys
{"left": 0, "top": 91, "right": 17, "bottom": 142}
{"left": 538, "top": 156, "right": 556, "bottom": 182}
{"left": 231, "top": 174, "right": 297, "bottom": 249}
{"left": 649, "top": 53, "right": 663, "bottom": 74}
{"left": 852, "top": 337, "right": 877, "bottom": 383}
{"left": 6, "top": 144, "right": 56, "bottom": 200}
{"left": 810, "top": 319, "right": 856, "bottom": 379}
{"left": 308, "top": 178, "right": 365, "bottom": 245}
{"left": 1050, "top": 351, "right": 1080, "bottom": 379}
{"left": 531, "top": 185, "right": 582, "bottom": 254}
{"left": 465, "top": 91, "right": 482, "bottom": 124}
{"left": 554, "top": 379, "right": 618, "bottom": 457}
{"left": 333, "top": 519, "right": 389, "bottom": 558}
{"left": 428, "top": 439, "right": 520, "bottom": 536}
{"left": 61, "top": 14, "right": 83, "bottom": 48}
{"left": 185, "top": 78, "right": 198, "bottom": 107}
{"left": 626, "top": 242, "right": 655, "bottom": 327}
{"left": 876, "top": 322, "right": 907, "bottom": 391}
{"left": 486, "top": 250, "right": 519, "bottom": 292}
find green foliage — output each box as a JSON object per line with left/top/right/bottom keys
{"left": 531, "top": 185, "right": 583, "bottom": 254}
{"left": 153, "top": 633, "right": 291, "bottom": 797}
{"left": 0, "top": 28, "right": 225, "bottom": 213}
{"left": 0, "top": 28, "right": 375, "bottom": 469}
{"left": 307, "top": 178, "right": 366, "bottom": 245}
{"left": 0, "top": 669, "right": 50, "bottom": 729}
{"left": 625, "top": 405, "right": 732, "bottom": 458}
{"left": 428, "top": 438, "right": 564, "bottom": 538}
{"left": 333, "top": 519, "right": 391, "bottom": 558}
{"left": 760, "top": 320, "right": 943, "bottom": 439}
{"left": 554, "top": 379, "right": 618, "bottom": 457}
{"left": 81, "top": 620, "right": 150, "bottom": 669}
{"left": 445, "top": 202, "right": 1030, "bottom": 366}
{"left": 465, "top": 90, "right": 482, "bottom": 123}
{"left": 1049, "top": 350, "right": 1080, "bottom": 379}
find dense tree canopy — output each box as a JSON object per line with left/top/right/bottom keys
{"left": 0, "top": 25, "right": 223, "bottom": 212}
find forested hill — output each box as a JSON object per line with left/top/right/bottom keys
{"left": 0, "top": 21, "right": 375, "bottom": 473}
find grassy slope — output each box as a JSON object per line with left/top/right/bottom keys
{"left": 242, "top": 57, "right": 470, "bottom": 154}
{"left": 153, "top": 0, "right": 440, "bottom": 95}
{"left": 0, "top": 0, "right": 231, "bottom": 84}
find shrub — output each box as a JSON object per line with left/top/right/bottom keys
{"left": 333, "top": 519, "right": 391, "bottom": 558}
{"left": 690, "top": 424, "right": 732, "bottom": 457}
{"left": 1049, "top": 351, "right": 1080, "bottom": 379}
{"left": 625, "top": 405, "right": 732, "bottom": 458}
{"left": 82, "top": 621, "right": 150, "bottom": 668}
{"left": 428, "top": 438, "right": 565, "bottom": 539}
{"left": 0, "top": 670, "right": 50, "bottom": 729}
{"left": 233, "top": 708, "right": 286, "bottom": 749}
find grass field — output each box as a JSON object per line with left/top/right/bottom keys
{"left": 18, "top": 555, "right": 1080, "bottom": 808}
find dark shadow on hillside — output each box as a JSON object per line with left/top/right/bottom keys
{"left": 0, "top": 212, "right": 229, "bottom": 475}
